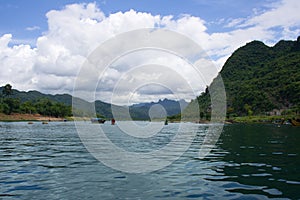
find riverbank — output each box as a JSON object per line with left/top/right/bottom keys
{"left": 167, "top": 114, "right": 299, "bottom": 125}
{"left": 229, "top": 115, "right": 299, "bottom": 124}
{"left": 0, "top": 113, "right": 67, "bottom": 122}
{"left": 1, "top": 113, "right": 299, "bottom": 125}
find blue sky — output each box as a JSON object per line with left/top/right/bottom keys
{"left": 0, "top": 0, "right": 273, "bottom": 45}
{"left": 0, "top": 0, "right": 299, "bottom": 104}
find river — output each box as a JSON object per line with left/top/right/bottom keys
{"left": 0, "top": 122, "right": 299, "bottom": 199}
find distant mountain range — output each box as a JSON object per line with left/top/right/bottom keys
{"left": 187, "top": 36, "right": 300, "bottom": 117}
{"left": 130, "top": 99, "right": 188, "bottom": 119}
{"left": 0, "top": 87, "right": 187, "bottom": 120}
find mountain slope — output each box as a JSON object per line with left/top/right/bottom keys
{"left": 130, "top": 98, "right": 188, "bottom": 120}
{"left": 187, "top": 36, "right": 300, "bottom": 117}
{"left": 0, "top": 87, "right": 186, "bottom": 119}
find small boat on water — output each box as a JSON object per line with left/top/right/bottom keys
{"left": 111, "top": 118, "right": 115, "bottom": 125}
{"left": 290, "top": 119, "right": 300, "bottom": 126}
{"left": 91, "top": 118, "right": 106, "bottom": 124}
{"left": 164, "top": 119, "right": 168, "bottom": 125}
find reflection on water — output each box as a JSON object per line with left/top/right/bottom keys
{"left": 0, "top": 122, "right": 299, "bottom": 199}
{"left": 209, "top": 124, "right": 300, "bottom": 199}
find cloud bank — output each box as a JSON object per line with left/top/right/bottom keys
{"left": 0, "top": 0, "right": 299, "bottom": 104}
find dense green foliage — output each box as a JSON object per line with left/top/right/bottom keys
{"left": 181, "top": 87, "right": 211, "bottom": 121}
{"left": 191, "top": 36, "right": 300, "bottom": 117}
{"left": 0, "top": 86, "right": 185, "bottom": 119}
{"left": 0, "top": 85, "right": 72, "bottom": 117}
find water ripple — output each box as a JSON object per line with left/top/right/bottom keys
{"left": 0, "top": 122, "right": 299, "bottom": 199}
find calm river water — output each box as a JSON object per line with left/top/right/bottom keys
{"left": 0, "top": 121, "right": 299, "bottom": 199}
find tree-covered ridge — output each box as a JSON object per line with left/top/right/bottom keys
{"left": 0, "top": 85, "right": 186, "bottom": 119}
{"left": 190, "top": 36, "right": 300, "bottom": 118}
{"left": 0, "top": 84, "right": 72, "bottom": 117}
{"left": 129, "top": 99, "right": 188, "bottom": 120}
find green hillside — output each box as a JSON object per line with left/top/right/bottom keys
{"left": 0, "top": 86, "right": 72, "bottom": 117}
{"left": 0, "top": 86, "right": 185, "bottom": 120}
{"left": 186, "top": 36, "right": 300, "bottom": 119}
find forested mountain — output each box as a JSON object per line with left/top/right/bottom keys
{"left": 188, "top": 36, "right": 300, "bottom": 118}
{"left": 4, "top": 89, "right": 73, "bottom": 105}
{"left": 0, "top": 87, "right": 185, "bottom": 119}
{"left": 129, "top": 99, "right": 188, "bottom": 120}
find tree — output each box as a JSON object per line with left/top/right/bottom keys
{"left": 0, "top": 103, "right": 9, "bottom": 114}
{"left": 20, "top": 101, "right": 37, "bottom": 114}
{"left": 2, "top": 84, "right": 13, "bottom": 97}
{"left": 205, "top": 86, "right": 209, "bottom": 95}
{"left": 226, "top": 107, "right": 235, "bottom": 119}
{"left": 2, "top": 98, "right": 20, "bottom": 115}
{"left": 244, "top": 104, "right": 253, "bottom": 116}
{"left": 1, "top": 84, "right": 18, "bottom": 115}
{"left": 34, "top": 98, "right": 71, "bottom": 118}
{"left": 200, "top": 111, "right": 204, "bottom": 120}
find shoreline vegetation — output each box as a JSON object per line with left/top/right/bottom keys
{"left": 0, "top": 113, "right": 299, "bottom": 126}
{"left": 227, "top": 115, "right": 298, "bottom": 124}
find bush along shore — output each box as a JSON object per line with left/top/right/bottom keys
{"left": 227, "top": 115, "right": 299, "bottom": 125}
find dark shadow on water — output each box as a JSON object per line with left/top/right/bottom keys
{"left": 205, "top": 124, "right": 300, "bottom": 199}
